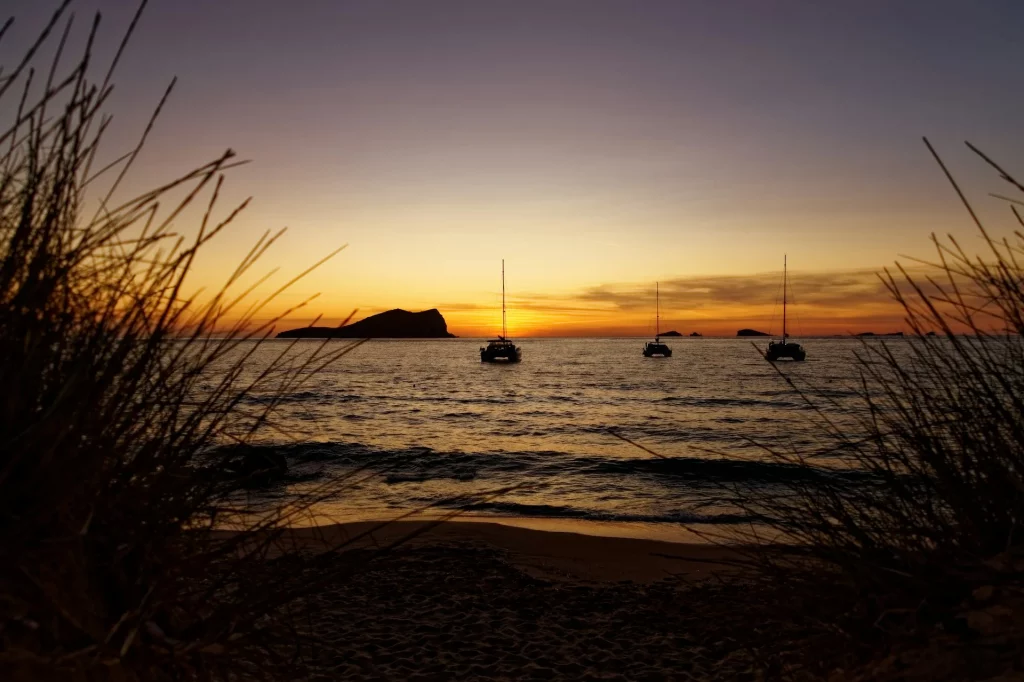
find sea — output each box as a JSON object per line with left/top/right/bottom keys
{"left": 232, "top": 337, "right": 891, "bottom": 542}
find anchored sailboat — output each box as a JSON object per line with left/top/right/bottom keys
{"left": 642, "top": 282, "right": 672, "bottom": 358}
{"left": 766, "top": 255, "right": 806, "bottom": 362}
{"left": 480, "top": 260, "right": 522, "bottom": 363}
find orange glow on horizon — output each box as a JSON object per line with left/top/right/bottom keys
{"left": 261, "top": 302, "right": 916, "bottom": 339}
{"left": 204, "top": 261, "right": 982, "bottom": 339}
{"left": 231, "top": 262, "right": 946, "bottom": 338}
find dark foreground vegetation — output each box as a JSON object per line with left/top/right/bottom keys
{"left": 0, "top": 4, "right": 370, "bottom": 679}
{"left": 720, "top": 140, "right": 1024, "bottom": 679}
{"left": 3, "top": 2, "right": 1024, "bottom": 681}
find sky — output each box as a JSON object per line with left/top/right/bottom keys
{"left": 4, "top": 0, "right": 1024, "bottom": 336}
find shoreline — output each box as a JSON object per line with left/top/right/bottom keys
{"left": 264, "top": 519, "right": 743, "bottom": 583}
{"left": 288, "top": 511, "right": 730, "bottom": 544}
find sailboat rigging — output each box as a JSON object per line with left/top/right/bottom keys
{"left": 480, "top": 259, "right": 522, "bottom": 363}
{"left": 642, "top": 282, "right": 672, "bottom": 358}
{"left": 766, "top": 255, "right": 806, "bottom": 361}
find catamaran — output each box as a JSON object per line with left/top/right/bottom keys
{"left": 642, "top": 282, "right": 672, "bottom": 358}
{"left": 480, "top": 260, "right": 522, "bottom": 363}
{"left": 765, "top": 255, "right": 806, "bottom": 362}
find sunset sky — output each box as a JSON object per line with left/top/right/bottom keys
{"left": 5, "top": 0, "right": 1024, "bottom": 336}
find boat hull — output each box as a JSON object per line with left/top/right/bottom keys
{"left": 480, "top": 340, "right": 522, "bottom": 363}
{"left": 480, "top": 348, "right": 522, "bottom": 363}
{"left": 642, "top": 341, "right": 672, "bottom": 358}
{"left": 766, "top": 342, "right": 806, "bottom": 362}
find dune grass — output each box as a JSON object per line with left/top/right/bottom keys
{"left": 0, "top": 3, "right": 384, "bottom": 679}
{"left": 724, "top": 140, "right": 1024, "bottom": 678}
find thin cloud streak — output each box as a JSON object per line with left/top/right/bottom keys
{"left": 562, "top": 268, "right": 892, "bottom": 313}
{"left": 446, "top": 266, "right": 954, "bottom": 336}
{"left": 265, "top": 267, "right": 966, "bottom": 337}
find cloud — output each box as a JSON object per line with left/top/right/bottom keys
{"left": 517, "top": 267, "right": 900, "bottom": 315}
{"left": 434, "top": 302, "right": 490, "bottom": 312}
{"left": 437, "top": 265, "right": 968, "bottom": 335}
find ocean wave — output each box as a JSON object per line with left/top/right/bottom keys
{"left": 226, "top": 441, "right": 871, "bottom": 488}
{"left": 241, "top": 391, "right": 361, "bottom": 405}
{"left": 456, "top": 500, "right": 753, "bottom": 525}
{"left": 209, "top": 438, "right": 878, "bottom": 526}
{"left": 582, "top": 455, "right": 873, "bottom": 484}
{"left": 410, "top": 396, "right": 514, "bottom": 405}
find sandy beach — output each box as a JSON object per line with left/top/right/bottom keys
{"left": 257, "top": 521, "right": 760, "bottom": 680}
{"left": 276, "top": 519, "right": 740, "bottom": 583}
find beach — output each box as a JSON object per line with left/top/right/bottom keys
{"left": 275, "top": 519, "right": 740, "bottom": 583}
{"left": 256, "top": 521, "right": 764, "bottom": 681}
{"left": 275, "top": 522, "right": 1024, "bottom": 681}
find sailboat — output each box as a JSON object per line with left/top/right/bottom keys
{"left": 766, "top": 255, "right": 806, "bottom": 362}
{"left": 642, "top": 282, "right": 672, "bottom": 358}
{"left": 480, "top": 259, "right": 522, "bottom": 363}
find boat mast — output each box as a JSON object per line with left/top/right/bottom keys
{"left": 656, "top": 282, "right": 660, "bottom": 341}
{"left": 502, "top": 259, "right": 507, "bottom": 340}
{"left": 782, "top": 254, "right": 787, "bottom": 342}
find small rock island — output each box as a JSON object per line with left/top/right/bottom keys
{"left": 736, "top": 328, "right": 770, "bottom": 337}
{"left": 660, "top": 330, "right": 682, "bottom": 337}
{"left": 277, "top": 308, "right": 457, "bottom": 339}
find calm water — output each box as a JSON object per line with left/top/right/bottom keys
{"left": 234, "top": 337, "right": 888, "bottom": 539}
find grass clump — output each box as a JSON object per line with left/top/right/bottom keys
{"left": 0, "top": 3, "right": 365, "bottom": 679}
{"left": 731, "top": 141, "right": 1024, "bottom": 679}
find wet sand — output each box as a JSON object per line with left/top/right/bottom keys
{"left": 261, "top": 521, "right": 760, "bottom": 680}
{"left": 276, "top": 519, "right": 740, "bottom": 583}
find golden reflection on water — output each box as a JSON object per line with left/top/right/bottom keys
{"left": 224, "top": 338, "right": 905, "bottom": 539}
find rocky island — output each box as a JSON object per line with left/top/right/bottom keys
{"left": 736, "top": 328, "right": 770, "bottom": 337}
{"left": 660, "top": 330, "right": 682, "bottom": 337}
{"left": 277, "top": 308, "right": 457, "bottom": 339}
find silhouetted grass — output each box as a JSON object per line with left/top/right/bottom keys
{"left": 0, "top": 3, "right": 393, "bottom": 679}
{"left": 725, "top": 141, "right": 1024, "bottom": 678}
